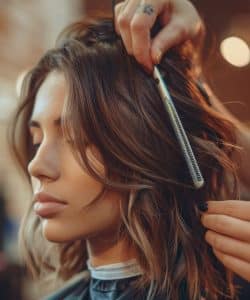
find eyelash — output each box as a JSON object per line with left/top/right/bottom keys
{"left": 32, "top": 143, "right": 41, "bottom": 151}
{"left": 31, "top": 139, "right": 73, "bottom": 152}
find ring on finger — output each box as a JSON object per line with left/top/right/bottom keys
{"left": 135, "top": 3, "right": 155, "bottom": 16}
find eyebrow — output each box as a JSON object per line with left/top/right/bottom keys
{"left": 28, "top": 117, "right": 62, "bottom": 129}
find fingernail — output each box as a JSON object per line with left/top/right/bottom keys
{"left": 154, "top": 48, "right": 162, "bottom": 65}
{"left": 198, "top": 201, "right": 208, "bottom": 212}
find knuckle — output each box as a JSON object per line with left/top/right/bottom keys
{"left": 174, "top": 22, "right": 188, "bottom": 39}
{"left": 117, "top": 13, "right": 130, "bottom": 29}
{"left": 130, "top": 19, "right": 145, "bottom": 33}
{"left": 179, "top": 27, "right": 188, "bottom": 40}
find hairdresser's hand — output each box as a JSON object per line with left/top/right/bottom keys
{"left": 201, "top": 200, "right": 250, "bottom": 282}
{"left": 114, "top": 0, "right": 203, "bottom": 70}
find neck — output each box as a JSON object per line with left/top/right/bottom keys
{"left": 86, "top": 232, "right": 138, "bottom": 267}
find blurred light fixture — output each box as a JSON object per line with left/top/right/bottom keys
{"left": 220, "top": 36, "right": 250, "bottom": 67}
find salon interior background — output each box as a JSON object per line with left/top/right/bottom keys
{"left": 0, "top": 0, "right": 249, "bottom": 299}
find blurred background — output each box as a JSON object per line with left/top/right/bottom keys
{"left": 0, "top": 0, "right": 249, "bottom": 299}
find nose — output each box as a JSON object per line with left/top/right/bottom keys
{"left": 27, "top": 140, "right": 60, "bottom": 182}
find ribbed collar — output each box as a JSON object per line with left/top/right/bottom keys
{"left": 86, "top": 258, "right": 143, "bottom": 280}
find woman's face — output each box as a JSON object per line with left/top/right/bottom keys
{"left": 27, "top": 70, "right": 122, "bottom": 243}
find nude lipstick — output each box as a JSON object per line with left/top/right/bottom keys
{"left": 33, "top": 192, "right": 67, "bottom": 218}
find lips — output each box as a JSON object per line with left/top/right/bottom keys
{"left": 33, "top": 192, "right": 68, "bottom": 218}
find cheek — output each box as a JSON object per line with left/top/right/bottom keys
{"left": 63, "top": 145, "right": 105, "bottom": 207}
{"left": 69, "top": 171, "right": 104, "bottom": 208}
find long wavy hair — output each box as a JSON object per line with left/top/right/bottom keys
{"left": 9, "top": 17, "right": 239, "bottom": 300}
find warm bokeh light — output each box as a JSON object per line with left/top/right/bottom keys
{"left": 220, "top": 36, "right": 250, "bottom": 67}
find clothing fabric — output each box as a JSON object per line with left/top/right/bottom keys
{"left": 44, "top": 259, "right": 188, "bottom": 300}
{"left": 44, "top": 273, "right": 188, "bottom": 300}
{"left": 86, "top": 258, "right": 144, "bottom": 280}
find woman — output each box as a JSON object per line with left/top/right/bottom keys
{"left": 9, "top": 16, "right": 240, "bottom": 300}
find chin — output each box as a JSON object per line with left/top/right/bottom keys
{"left": 41, "top": 218, "right": 84, "bottom": 243}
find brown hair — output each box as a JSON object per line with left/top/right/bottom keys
{"left": 9, "top": 17, "right": 239, "bottom": 299}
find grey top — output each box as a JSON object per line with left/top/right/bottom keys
{"left": 44, "top": 260, "right": 189, "bottom": 300}
{"left": 86, "top": 258, "right": 144, "bottom": 280}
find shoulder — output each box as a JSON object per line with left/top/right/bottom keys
{"left": 43, "top": 270, "right": 90, "bottom": 300}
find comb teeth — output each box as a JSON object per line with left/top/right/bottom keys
{"left": 153, "top": 66, "right": 205, "bottom": 189}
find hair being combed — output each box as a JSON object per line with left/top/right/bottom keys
{"left": 9, "top": 16, "right": 239, "bottom": 300}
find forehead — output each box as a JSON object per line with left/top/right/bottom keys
{"left": 31, "top": 71, "right": 67, "bottom": 121}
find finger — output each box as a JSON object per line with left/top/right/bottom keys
{"left": 130, "top": 1, "right": 165, "bottom": 70}
{"left": 206, "top": 200, "right": 250, "bottom": 222}
{"left": 151, "top": 0, "right": 202, "bottom": 64}
{"left": 114, "top": 2, "right": 127, "bottom": 36}
{"left": 201, "top": 214, "right": 250, "bottom": 242}
{"left": 115, "top": 0, "right": 140, "bottom": 54}
{"left": 205, "top": 230, "right": 250, "bottom": 263}
{"left": 151, "top": 19, "right": 188, "bottom": 64}
{"left": 213, "top": 249, "right": 250, "bottom": 282}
